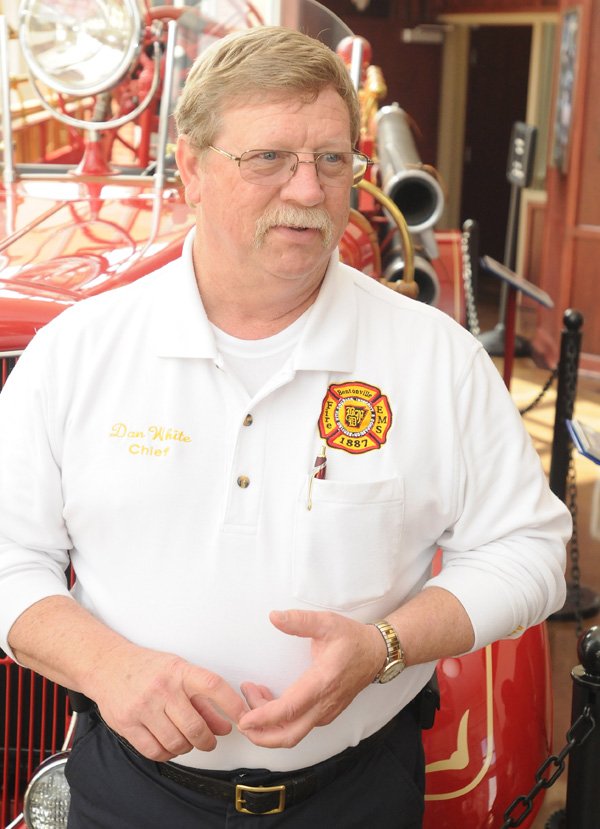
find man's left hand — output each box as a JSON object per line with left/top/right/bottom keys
{"left": 237, "top": 609, "right": 386, "bottom": 748}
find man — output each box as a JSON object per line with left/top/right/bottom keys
{"left": 0, "top": 26, "right": 569, "bottom": 829}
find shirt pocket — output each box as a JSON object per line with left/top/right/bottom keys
{"left": 292, "top": 476, "right": 404, "bottom": 611}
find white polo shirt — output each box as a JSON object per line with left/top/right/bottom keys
{"left": 0, "top": 232, "right": 570, "bottom": 771}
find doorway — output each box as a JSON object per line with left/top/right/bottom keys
{"left": 460, "top": 25, "right": 532, "bottom": 285}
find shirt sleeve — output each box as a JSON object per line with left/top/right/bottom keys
{"left": 425, "top": 346, "right": 571, "bottom": 651}
{"left": 0, "top": 329, "right": 74, "bottom": 659}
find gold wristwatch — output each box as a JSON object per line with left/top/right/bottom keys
{"left": 371, "top": 620, "right": 406, "bottom": 683}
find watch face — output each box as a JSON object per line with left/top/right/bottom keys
{"left": 379, "top": 659, "right": 405, "bottom": 683}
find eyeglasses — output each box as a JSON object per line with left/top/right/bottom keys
{"left": 208, "top": 146, "right": 372, "bottom": 187}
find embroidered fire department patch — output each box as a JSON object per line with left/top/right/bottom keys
{"left": 318, "top": 382, "right": 392, "bottom": 454}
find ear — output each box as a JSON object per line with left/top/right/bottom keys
{"left": 176, "top": 135, "right": 203, "bottom": 207}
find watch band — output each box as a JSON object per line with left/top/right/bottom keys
{"left": 370, "top": 620, "right": 406, "bottom": 683}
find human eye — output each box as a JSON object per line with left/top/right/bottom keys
{"left": 317, "top": 153, "right": 352, "bottom": 180}
{"left": 240, "top": 150, "right": 293, "bottom": 184}
{"left": 320, "top": 152, "right": 346, "bottom": 166}
{"left": 247, "top": 150, "right": 286, "bottom": 164}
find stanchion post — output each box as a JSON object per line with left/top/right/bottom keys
{"left": 547, "top": 626, "right": 600, "bottom": 829}
{"left": 548, "top": 626, "right": 600, "bottom": 829}
{"left": 549, "top": 309, "right": 582, "bottom": 501}
{"left": 548, "top": 308, "right": 600, "bottom": 621}
{"left": 565, "top": 626, "right": 600, "bottom": 828}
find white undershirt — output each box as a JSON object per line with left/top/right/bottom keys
{"left": 210, "top": 311, "right": 310, "bottom": 396}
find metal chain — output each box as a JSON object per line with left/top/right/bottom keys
{"left": 518, "top": 367, "right": 558, "bottom": 416}
{"left": 563, "top": 330, "right": 583, "bottom": 636}
{"left": 501, "top": 706, "right": 597, "bottom": 828}
{"left": 461, "top": 226, "right": 480, "bottom": 337}
{"left": 459, "top": 224, "right": 556, "bottom": 416}
{"left": 567, "top": 448, "right": 583, "bottom": 636}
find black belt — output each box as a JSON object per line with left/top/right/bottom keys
{"left": 91, "top": 683, "right": 436, "bottom": 817}
{"left": 155, "top": 708, "right": 407, "bottom": 816}
{"left": 160, "top": 760, "right": 319, "bottom": 815}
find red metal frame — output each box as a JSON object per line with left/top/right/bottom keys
{"left": 0, "top": 659, "right": 71, "bottom": 826}
{"left": 0, "top": 4, "right": 554, "bottom": 827}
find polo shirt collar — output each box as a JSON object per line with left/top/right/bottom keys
{"left": 152, "top": 230, "right": 217, "bottom": 359}
{"left": 292, "top": 254, "right": 357, "bottom": 373}
{"left": 153, "top": 230, "right": 358, "bottom": 373}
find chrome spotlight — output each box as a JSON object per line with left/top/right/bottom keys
{"left": 23, "top": 752, "right": 70, "bottom": 829}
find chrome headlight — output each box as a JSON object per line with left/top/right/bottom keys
{"left": 23, "top": 752, "right": 70, "bottom": 829}
{"left": 19, "top": 0, "right": 144, "bottom": 97}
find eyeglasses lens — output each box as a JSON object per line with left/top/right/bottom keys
{"left": 238, "top": 151, "right": 368, "bottom": 187}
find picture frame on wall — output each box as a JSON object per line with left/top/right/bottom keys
{"left": 551, "top": 7, "right": 580, "bottom": 174}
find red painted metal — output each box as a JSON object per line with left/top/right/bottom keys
{"left": 339, "top": 223, "right": 465, "bottom": 323}
{"left": 0, "top": 3, "right": 556, "bottom": 827}
{"left": 423, "top": 626, "right": 551, "bottom": 828}
{"left": 0, "top": 179, "right": 195, "bottom": 351}
{"left": 72, "top": 142, "right": 116, "bottom": 177}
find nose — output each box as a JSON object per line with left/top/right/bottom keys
{"left": 280, "top": 158, "right": 325, "bottom": 206}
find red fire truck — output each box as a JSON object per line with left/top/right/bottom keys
{"left": 1, "top": 2, "right": 551, "bottom": 827}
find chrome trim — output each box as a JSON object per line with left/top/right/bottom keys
{"left": 18, "top": 0, "right": 144, "bottom": 98}
{"left": 23, "top": 752, "right": 71, "bottom": 828}
{"left": 0, "top": 16, "right": 15, "bottom": 184}
{"left": 24, "top": 39, "right": 162, "bottom": 133}
{"left": 62, "top": 711, "right": 78, "bottom": 751}
{"left": 349, "top": 37, "right": 364, "bottom": 93}
{"left": 0, "top": 350, "right": 24, "bottom": 359}
{"left": 5, "top": 813, "right": 25, "bottom": 829}
{"left": 2, "top": 710, "right": 76, "bottom": 828}
{"left": 154, "top": 19, "right": 178, "bottom": 195}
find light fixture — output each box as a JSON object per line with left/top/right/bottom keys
{"left": 19, "top": 0, "right": 144, "bottom": 97}
{"left": 23, "top": 752, "right": 71, "bottom": 829}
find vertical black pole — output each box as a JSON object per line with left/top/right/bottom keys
{"left": 548, "top": 309, "right": 600, "bottom": 621}
{"left": 549, "top": 309, "right": 583, "bottom": 502}
{"left": 565, "top": 626, "right": 600, "bottom": 828}
{"left": 478, "top": 185, "right": 521, "bottom": 356}
{"left": 548, "top": 626, "right": 600, "bottom": 829}
{"left": 495, "top": 183, "right": 520, "bottom": 327}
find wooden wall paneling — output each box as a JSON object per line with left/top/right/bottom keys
{"left": 575, "top": 0, "right": 600, "bottom": 228}
{"left": 571, "top": 235, "right": 600, "bottom": 367}
{"left": 323, "top": 2, "right": 424, "bottom": 24}
{"left": 570, "top": 0, "right": 600, "bottom": 373}
{"left": 434, "top": 1, "right": 558, "bottom": 12}
{"left": 519, "top": 189, "right": 547, "bottom": 286}
{"left": 515, "top": 191, "right": 548, "bottom": 349}
{"left": 555, "top": 0, "right": 595, "bottom": 367}
{"left": 328, "top": 12, "right": 443, "bottom": 163}
{"left": 537, "top": 0, "right": 594, "bottom": 360}
{"left": 436, "top": 25, "right": 470, "bottom": 229}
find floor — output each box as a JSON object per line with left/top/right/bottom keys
{"left": 478, "top": 286, "right": 600, "bottom": 829}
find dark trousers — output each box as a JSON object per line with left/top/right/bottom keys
{"left": 65, "top": 707, "right": 425, "bottom": 828}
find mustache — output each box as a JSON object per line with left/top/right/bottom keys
{"left": 253, "top": 205, "right": 335, "bottom": 249}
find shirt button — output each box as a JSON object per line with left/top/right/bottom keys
{"left": 237, "top": 475, "right": 250, "bottom": 489}
{"left": 243, "top": 414, "right": 253, "bottom": 427}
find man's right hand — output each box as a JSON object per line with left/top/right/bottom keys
{"left": 8, "top": 596, "right": 248, "bottom": 762}
{"left": 90, "top": 643, "right": 249, "bottom": 761}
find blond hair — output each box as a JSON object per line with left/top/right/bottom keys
{"left": 174, "top": 26, "right": 360, "bottom": 150}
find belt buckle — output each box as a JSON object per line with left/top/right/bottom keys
{"left": 235, "top": 783, "right": 286, "bottom": 815}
